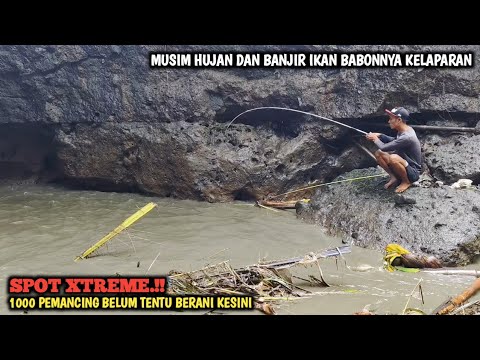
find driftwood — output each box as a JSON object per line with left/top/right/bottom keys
{"left": 398, "top": 253, "right": 442, "bottom": 269}
{"left": 256, "top": 199, "right": 309, "bottom": 209}
{"left": 385, "top": 245, "right": 443, "bottom": 272}
{"left": 432, "top": 277, "right": 480, "bottom": 315}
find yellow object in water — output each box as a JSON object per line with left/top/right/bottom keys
{"left": 74, "top": 202, "right": 157, "bottom": 261}
{"left": 384, "top": 243, "right": 410, "bottom": 272}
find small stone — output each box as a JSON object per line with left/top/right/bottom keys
{"left": 123, "top": 157, "right": 133, "bottom": 167}
{"left": 111, "top": 45, "right": 122, "bottom": 54}
{"left": 394, "top": 194, "right": 416, "bottom": 205}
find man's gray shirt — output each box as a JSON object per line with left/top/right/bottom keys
{"left": 373, "top": 128, "right": 422, "bottom": 171}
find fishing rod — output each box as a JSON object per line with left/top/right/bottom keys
{"left": 226, "top": 106, "right": 368, "bottom": 135}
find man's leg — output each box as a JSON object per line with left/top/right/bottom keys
{"left": 388, "top": 154, "right": 411, "bottom": 193}
{"left": 374, "top": 150, "right": 398, "bottom": 189}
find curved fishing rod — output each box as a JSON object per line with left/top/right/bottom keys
{"left": 226, "top": 106, "right": 367, "bottom": 135}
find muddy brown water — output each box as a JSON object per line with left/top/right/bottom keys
{"left": 1, "top": 184, "right": 478, "bottom": 315}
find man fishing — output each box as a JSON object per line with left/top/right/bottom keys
{"left": 228, "top": 105, "right": 421, "bottom": 193}
{"left": 365, "top": 107, "right": 422, "bottom": 193}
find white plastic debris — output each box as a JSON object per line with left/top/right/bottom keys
{"left": 450, "top": 179, "right": 473, "bottom": 189}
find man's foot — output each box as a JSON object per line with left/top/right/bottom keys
{"left": 384, "top": 178, "right": 398, "bottom": 189}
{"left": 395, "top": 182, "right": 411, "bottom": 193}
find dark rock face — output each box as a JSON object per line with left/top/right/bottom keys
{"left": 296, "top": 168, "right": 480, "bottom": 266}
{"left": 424, "top": 134, "right": 480, "bottom": 184}
{"left": 1, "top": 45, "right": 479, "bottom": 264}
{"left": 0, "top": 124, "right": 55, "bottom": 182}
{"left": 1, "top": 45, "right": 479, "bottom": 197}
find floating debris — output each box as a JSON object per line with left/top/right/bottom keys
{"left": 258, "top": 245, "right": 351, "bottom": 270}
{"left": 167, "top": 245, "right": 351, "bottom": 314}
{"left": 256, "top": 199, "right": 310, "bottom": 210}
{"left": 384, "top": 243, "right": 442, "bottom": 272}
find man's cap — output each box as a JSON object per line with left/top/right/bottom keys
{"left": 385, "top": 107, "right": 410, "bottom": 121}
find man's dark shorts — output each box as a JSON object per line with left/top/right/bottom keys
{"left": 406, "top": 165, "right": 420, "bottom": 183}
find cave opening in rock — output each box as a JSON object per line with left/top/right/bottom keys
{"left": 233, "top": 188, "right": 257, "bottom": 201}
{"left": 0, "top": 124, "right": 59, "bottom": 183}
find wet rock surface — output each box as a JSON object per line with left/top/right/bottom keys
{"left": 424, "top": 134, "right": 480, "bottom": 184}
{"left": 296, "top": 168, "right": 480, "bottom": 266}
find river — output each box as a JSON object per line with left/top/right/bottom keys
{"left": 1, "top": 183, "right": 478, "bottom": 315}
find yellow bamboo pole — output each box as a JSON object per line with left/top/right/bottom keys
{"left": 74, "top": 202, "right": 157, "bottom": 261}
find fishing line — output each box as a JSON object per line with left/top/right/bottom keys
{"left": 269, "top": 174, "right": 388, "bottom": 199}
